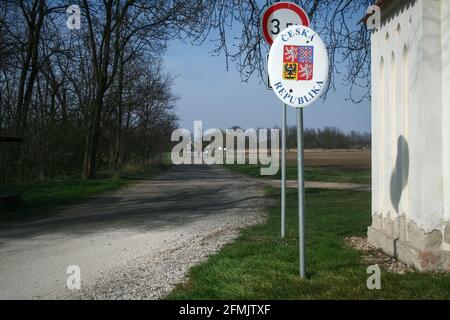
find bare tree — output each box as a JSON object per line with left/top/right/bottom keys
{"left": 0, "top": 0, "right": 181, "bottom": 183}
{"left": 78, "top": 0, "right": 207, "bottom": 179}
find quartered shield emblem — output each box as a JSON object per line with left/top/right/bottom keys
{"left": 283, "top": 45, "right": 314, "bottom": 81}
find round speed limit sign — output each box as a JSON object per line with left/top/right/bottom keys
{"left": 261, "top": 2, "right": 310, "bottom": 46}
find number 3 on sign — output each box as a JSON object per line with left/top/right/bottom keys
{"left": 271, "top": 19, "right": 280, "bottom": 35}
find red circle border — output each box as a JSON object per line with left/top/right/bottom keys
{"left": 261, "top": 2, "right": 310, "bottom": 46}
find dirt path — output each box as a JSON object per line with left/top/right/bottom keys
{"left": 262, "top": 180, "right": 371, "bottom": 192}
{"left": 0, "top": 165, "right": 268, "bottom": 300}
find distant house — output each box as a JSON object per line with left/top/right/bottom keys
{"left": 368, "top": 0, "right": 450, "bottom": 271}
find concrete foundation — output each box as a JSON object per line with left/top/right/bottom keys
{"left": 368, "top": 215, "right": 450, "bottom": 271}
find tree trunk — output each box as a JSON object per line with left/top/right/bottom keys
{"left": 81, "top": 0, "right": 114, "bottom": 180}
{"left": 82, "top": 91, "right": 104, "bottom": 179}
{"left": 16, "top": 0, "right": 45, "bottom": 135}
{"left": 112, "top": 51, "right": 125, "bottom": 173}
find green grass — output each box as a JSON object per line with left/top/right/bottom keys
{"left": 0, "top": 163, "right": 169, "bottom": 224}
{"left": 167, "top": 187, "right": 450, "bottom": 300}
{"left": 225, "top": 164, "right": 371, "bottom": 185}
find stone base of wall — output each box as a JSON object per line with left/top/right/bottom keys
{"left": 368, "top": 215, "right": 450, "bottom": 271}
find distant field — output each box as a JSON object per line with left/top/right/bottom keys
{"left": 226, "top": 149, "right": 372, "bottom": 184}
{"left": 290, "top": 149, "right": 371, "bottom": 169}
{"left": 240, "top": 149, "right": 371, "bottom": 169}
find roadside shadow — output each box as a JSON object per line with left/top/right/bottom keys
{"left": 0, "top": 165, "right": 267, "bottom": 240}
{"left": 390, "top": 135, "right": 409, "bottom": 213}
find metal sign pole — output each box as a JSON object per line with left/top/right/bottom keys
{"left": 266, "top": 22, "right": 328, "bottom": 280}
{"left": 281, "top": 103, "right": 287, "bottom": 238}
{"left": 296, "top": 107, "right": 306, "bottom": 278}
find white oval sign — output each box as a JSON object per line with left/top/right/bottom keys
{"left": 268, "top": 25, "right": 329, "bottom": 108}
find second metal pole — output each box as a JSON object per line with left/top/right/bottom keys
{"left": 281, "top": 103, "right": 287, "bottom": 238}
{"left": 296, "top": 108, "right": 306, "bottom": 278}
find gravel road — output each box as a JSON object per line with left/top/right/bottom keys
{"left": 264, "top": 180, "right": 371, "bottom": 192}
{"left": 0, "top": 165, "right": 268, "bottom": 300}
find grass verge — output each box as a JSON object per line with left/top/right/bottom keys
{"left": 167, "top": 187, "right": 450, "bottom": 299}
{"left": 225, "top": 164, "right": 371, "bottom": 185}
{"left": 0, "top": 163, "right": 170, "bottom": 224}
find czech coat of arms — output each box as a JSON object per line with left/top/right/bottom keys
{"left": 283, "top": 45, "right": 314, "bottom": 81}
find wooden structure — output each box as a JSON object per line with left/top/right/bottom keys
{"left": 0, "top": 135, "right": 23, "bottom": 143}
{"left": 0, "top": 135, "right": 23, "bottom": 206}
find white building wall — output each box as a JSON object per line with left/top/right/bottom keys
{"left": 406, "top": 1, "right": 423, "bottom": 236}
{"left": 372, "top": 0, "right": 448, "bottom": 231}
{"left": 419, "top": 0, "right": 443, "bottom": 232}
{"left": 371, "top": 0, "right": 421, "bottom": 227}
{"left": 442, "top": 0, "right": 450, "bottom": 223}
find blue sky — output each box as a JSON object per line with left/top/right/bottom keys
{"left": 165, "top": 38, "right": 371, "bottom": 134}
